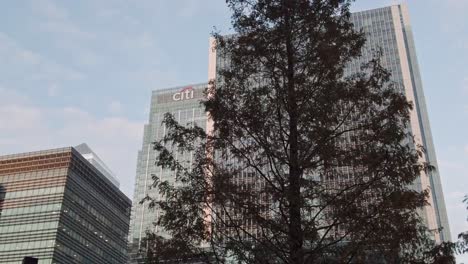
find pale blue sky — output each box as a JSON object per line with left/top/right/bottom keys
{"left": 0, "top": 0, "right": 467, "bottom": 261}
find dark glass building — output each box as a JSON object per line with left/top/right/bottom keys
{"left": 0, "top": 145, "right": 131, "bottom": 264}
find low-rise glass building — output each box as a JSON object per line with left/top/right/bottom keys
{"left": 0, "top": 145, "right": 131, "bottom": 264}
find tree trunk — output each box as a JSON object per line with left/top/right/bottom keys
{"left": 284, "top": 1, "right": 303, "bottom": 263}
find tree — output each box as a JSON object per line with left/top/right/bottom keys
{"left": 458, "top": 196, "right": 468, "bottom": 253}
{"left": 143, "top": 0, "right": 447, "bottom": 263}
{"left": 435, "top": 195, "right": 468, "bottom": 262}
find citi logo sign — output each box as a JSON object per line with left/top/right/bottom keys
{"left": 172, "top": 86, "right": 194, "bottom": 101}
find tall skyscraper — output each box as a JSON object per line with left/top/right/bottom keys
{"left": 128, "top": 84, "right": 208, "bottom": 263}
{"left": 208, "top": 3, "right": 450, "bottom": 243}
{"left": 351, "top": 3, "right": 450, "bottom": 242}
{"left": 0, "top": 145, "right": 131, "bottom": 264}
{"left": 129, "top": 3, "right": 451, "bottom": 261}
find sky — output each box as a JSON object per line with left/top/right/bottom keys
{"left": 0, "top": 0, "right": 467, "bottom": 261}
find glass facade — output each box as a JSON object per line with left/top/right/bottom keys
{"left": 0, "top": 147, "right": 131, "bottom": 264}
{"left": 348, "top": 4, "right": 451, "bottom": 242}
{"left": 128, "top": 4, "right": 451, "bottom": 262}
{"left": 211, "top": 3, "right": 451, "bottom": 243}
{"left": 128, "top": 84, "right": 208, "bottom": 263}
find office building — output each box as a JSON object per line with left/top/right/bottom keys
{"left": 208, "top": 3, "right": 450, "bottom": 243}
{"left": 0, "top": 145, "right": 131, "bottom": 264}
{"left": 351, "top": 3, "right": 450, "bottom": 242}
{"left": 74, "top": 143, "right": 120, "bottom": 188}
{"left": 128, "top": 84, "right": 208, "bottom": 262}
{"left": 128, "top": 3, "right": 451, "bottom": 262}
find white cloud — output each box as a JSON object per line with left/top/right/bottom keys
{"left": 436, "top": 0, "right": 468, "bottom": 38}
{"left": 108, "top": 100, "right": 123, "bottom": 114}
{"left": 28, "top": 0, "right": 101, "bottom": 69}
{"left": 438, "top": 159, "right": 465, "bottom": 170}
{"left": 30, "top": 0, "right": 94, "bottom": 40}
{"left": 61, "top": 106, "right": 89, "bottom": 119}
{"left": 73, "top": 50, "right": 101, "bottom": 67}
{"left": 47, "top": 84, "right": 59, "bottom": 97}
{"left": 129, "top": 68, "right": 179, "bottom": 89}
{"left": 30, "top": 0, "right": 69, "bottom": 21}
{"left": 96, "top": 7, "right": 140, "bottom": 25}
{"left": 122, "top": 15, "right": 141, "bottom": 26}
{"left": 448, "top": 191, "right": 466, "bottom": 200}
{"left": 0, "top": 85, "right": 30, "bottom": 104}
{"left": 121, "top": 31, "right": 156, "bottom": 51}
{"left": 0, "top": 105, "right": 42, "bottom": 131}
{"left": 0, "top": 32, "right": 85, "bottom": 82}
{"left": 40, "top": 21, "right": 94, "bottom": 40}
{"left": 177, "top": 0, "right": 200, "bottom": 18}
{"left": 463, "top": 77, "right": 468, "bottom": 92}
{"left": 17, "top": 50, "right": 41, "bottom": 65}
{"left": 445, "top": 0, "right": 468, "bottom": 10}
{"left": 96, "top": 8, "right": 121, "bottom": 19}
{"left": 0, "top": 88, "right": 143, "bottom": 197}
